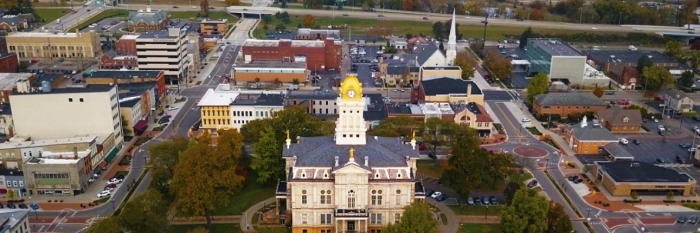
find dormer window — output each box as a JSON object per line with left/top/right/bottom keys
{"left": 397, "top": 173, "right": 402, "bottom": 178}
{"left": 375, "top": 173, "right": 380, "bottom": 179}
{"left": 324, "top": 173, "right": 328, "bottom": 178}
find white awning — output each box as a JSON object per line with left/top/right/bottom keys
{"left": 511, "top": 60, "right": 530, "bottom": 65}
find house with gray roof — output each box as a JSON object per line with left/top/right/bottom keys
{"left": 565, "top": 117, "right": 618, "bottom": 154}
{"left": 414, "top": 43, "right": 446, "bottom": 67}
{"left": 127, "top": 7, "right": 170, "bottom": 32}
{"left": 533, "top": 92, "right": 608, "bottom": 119}
{"left": 0, "top": 15, "right": 27, "bottom": 32}
{"left": 595, "top": 106, "right": 643, "bottom": 132}
{"left": 659, "top": 87, "right": 694, "bottom": 112}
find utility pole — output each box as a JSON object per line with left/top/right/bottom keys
{"left": 481, "top": 13, "right": 489, "bottom": 49}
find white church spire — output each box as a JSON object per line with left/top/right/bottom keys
{"left": 446, "top": 8, "right": 457, "bottom": 66}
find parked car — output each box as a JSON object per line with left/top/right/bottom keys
{"left": 18, "top": 204, "right": 27, "bottom": 209}
{"left": 489, "top": 196, "right": 497, "bottom": 205}
{"left": 425, "top": 189, "right": 435, "bottom": 197}
{"left": 680, "top": 143, "right": 692, "bottom": 148}
{"left": 97, "top": 190, "right": 111, "bottom": 198}
{"left": 473, "top": 197, "right": 481, "bottom": 205}
{"left": 633, "top": 139, "right": 641, "bottom": 145}
{"left": 6, "top": 203, "right": 15, "bottom": 209}
{"left": 689, "top": 215, "right": 698, "bottom": 224}
{"left": 467, "top": 197, "right": 474, "bottom": 205}
{"left": 658, "top": 125, "right": 665, "bottom": 131}
{"left": 677, "top": 155, "right": 685, "bottom": 163}
{"left": 526, "top": 180, "right": 538, "bottom": 188}
{"left": 678, "top": 215, "right": 687, "bottom": 224}
{"left": 430, "top": 191, "right": 442, "bottom": 199}
{"left": 619, "top": 138, "right": 629, "bottom": 145}
{"left": 436, "top": 193, "right": 447, "bottom": 201}
{"left": 482, "top": 196, "right": 490, "bottom": 205}
{"left": 656, "top": 158, "right": 665, "bottom": 163}
{"left": 521, "top": 118, "right": 530, "bottom": 123}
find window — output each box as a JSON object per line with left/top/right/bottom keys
{"left": 348, "top": 190, "right": 356, "bottom": 208}
{"left": 12, "top": 181, "right": 16, "bottom": 187}
{"left": 68, "top": 98, "right": 73, "bottom": 102}
{"left": 371, "top": 213, "right": 382, "bottom": 224}
{"left": 301, "top": 190, "right": 307, "bottom": 204}
{"left": 18, "top": 181, "right": 22, "bottom": 187}
{"left": 79, "top": 98, "right": 84, "bottom": 102}
{"left": 371, "top": 190, "right": 382, "bottom": 205}
{"left": 394, "top": 213, "right": 401, "bottom": 223}
{"left": 320, "top": 213, "right": 332, "bottom": 224}
{"left": 320, "top": 190, "right": 331, "bottom": 204}
{"left": 302, "top": 214, "right": 308, "bottom": 225}
{"left": 395, "top": 194, "right": 401, "bottom": 206}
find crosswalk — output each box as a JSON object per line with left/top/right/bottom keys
{"left": 442, "top": 198, "right": 459, "bottom": 206}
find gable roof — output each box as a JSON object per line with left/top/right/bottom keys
{"left": 282, "top": 136, "right": 419, "bottom": 168}
{"left": 596, "top": 106, "right": 642, "bottom": 126}
{"left": 128, "top": 9, "right": 168, "bottom": 24}
{"left": 420, "top": 77, "right": 481, "bottom": 96}
{"left": 659, "top": 87, "right": 690, "bottom": 99}
{"left": 570, "top": 125, "right": 617, "bottom": 141}
{"left": 534, "top": 93, "right": 607, "bottom": 106}
{"left": 416, "top": 43, "right": 444, "bottom": 66}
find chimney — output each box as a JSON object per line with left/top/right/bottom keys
{"left": 335, "top": 156, "right": 339, "bottom": 167}
{"left": 73, "top": 147, "right": 78, "bottom": 159}
{"left": 364, "top": 155, "right": 368, "bottom": 166}
{"left": 466, "top": 83, "right": 472, "bottom": 99}
{"left": 146, "top": 6, "right": 151, "bottom": 12}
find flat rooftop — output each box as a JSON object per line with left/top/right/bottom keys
{"left": 236, "top": 59, "right": 306, "bottom": 69}
{"left": 120, "top": 34, "right": 139, "bottom": 40}
{"left": 588, "top": 50, "right": 676, "bottom": 64}
{"left": 88, "top": 70, "right": 163, "bottom": 79}
{"left": 231, "top": 93, "right": 285, "bottom": 106}
{"left": 421, "top": 66, "right": 461, "bottom": 70}
{"left": 598, "top": 161, "right": 694, "bottom": 183}
{"left": 531, "top": 39, "right": 582, "bottom": 56}
{"left": 0, "top": 73, "right": 32, "bottom": 91}
{"left": 201, "top": 19, "right": 228, "bottom": 23}
{"left": 14, "top": 84, "right": 115, "bottom": 95}
{"left": 0, "top": 135, "right": 96, "bottom": 150}
{"left": 8, "top": 32, "right": 89, "bottom": 38}
{"left": 243, "top": 39, "right": 328, "bottom": 48}
{"left": 198, "top": 88, "right": 238, "bottom": 106}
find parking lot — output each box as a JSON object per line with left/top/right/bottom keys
{"left": 416, "top": 173, "right": 504, "bottom": 206}
{"left": 617, "top": 139, "right": 695, "bottom": 164}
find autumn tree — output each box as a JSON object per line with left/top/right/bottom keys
{"left": 171, "top": 130, "right": 245, "bottom": 230}
{"left": 500, "top": 188, "right": 549, "bottom": 233}
{"left": 200, "top": 0, "right": 210, "bottom": 16}
{"left": 0, "top": 0, "right": 18, "bottom": 11}
{"left": 121, "top": 116, "right": 132, "bottom": 136}
{"left": 545, "top": 201, "right": 573, "bottom": 233}
{"left": 251, "top": 126, "right": 283, "bottom": 184}
{"left": 643, "top": 66, "right": 675, "bottom": 91}
{"left": 593, "top": 86, "right": 604, "bottom": 98}
{"left": 401, "top": 0, "right": 416, "bottom": 11}
{"left": 189, "top": 227, "right": 210, "bottom": 233}
{"left": 530, "top": 9, "right": 544, "bottom": 20}
{"left": 302, "top": 14, "right": 315, "bottom": 28}
{"left": 454, "top": 51, "right": 476, "bottom": 80}
{"left": 526, "top": 72, "right": 549, "bottom": 103}
{"left": 692, "top": 41, "right": 700, "bottom": 51}
{"left": 241, "top": 107, "right": 334, "bottom": 145}
{"left": 441, "top": 125, "right": 487, "bottom": 203}
{"left": 6, "top": 190, "right": 14, "bottom": 200}
{"left": 383, "top": 202, "right": 438, "bottom": 233}
{"left": 147, "top": 138, "right": 190, "bottom": 194}
{"left": 483, "top": 50, "right": 513, "bottom": 80}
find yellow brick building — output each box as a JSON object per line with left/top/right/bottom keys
{"left": 6, "top": 31, "right": 101, "bottom": 58}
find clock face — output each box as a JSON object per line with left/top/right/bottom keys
{"left": 347, "top": 90, "right": 356, "bottom": 98}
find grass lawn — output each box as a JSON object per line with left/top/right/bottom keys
{"left": 69, "top": 9, "right": 129, "bottom": 31}
{"left": 251, "top": 213, "right": 260, "bottom": 225}
{"left": 115, "top": 171, "right": 129, "bottom": 177}
{"left": 255, "top": 227, "right": 292, "bottom": 233}
{"left": 169, "top": 224, "right": 241, "bottom": 233}
{"left": 460, "top": 223, "right": 504, "bottom": 233}
{"left": 214, "top": 170, "right": 277, "bottom": 215}
{"left": 449, "top": 205, "right": 505, "bottom": 216}
{"left": 170, "top": 11, "right": 239, "bottom": 22}
{"left": 416, "top": 160, "right": 443, "bottom": 178}
{"left": 35, "top": 8, "right": 70, "bottom": 25}
{"left": 440, "top": 213, "right": 448, "bottom": 225}
{"left": 254, "top": 15, "right": 631, "bottom": 41}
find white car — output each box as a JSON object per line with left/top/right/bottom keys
{"left": 658, "top": 125, "right": 665, "bottom": 131}
{"left": 619, "top": 138, "right": 629, "bottom": 145}
{"left": 591, "top": 27, "right": 598, "bottom": 30}
{"left": 168, "top": 106, "right": 179, "bottom": 111}
{"left": 97, "top": 190, "right": 111, "bottom": 198}
{"left": 521, "top": 118, "right": 530, "bottom": 123}
{"left": 653, "top": 118, "right": 659, "bottom": 123}
{"left": 431, "top": 191, "right": 442, "bottom": 199}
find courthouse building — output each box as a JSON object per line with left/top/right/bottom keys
{"left": 275, "top": 75, "right": 426, "bottom": 233}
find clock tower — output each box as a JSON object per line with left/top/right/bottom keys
{"left": 335, "top": 75, "right": 367, "bottom": 145}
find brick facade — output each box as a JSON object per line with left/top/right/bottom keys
{"left": 242, "top": 39, "right": 341, "bottom": 72}
{"left": 115, "top": 38, "right": 137, "bottom": 56}
{"left": 533, "top": 103, "right": 608, "bottom": 119}
{"left": 128, "top": 20, "right": 170, "bottom": 33}
{"left": 0, "top": 53, "right": 19, "bottom": 73}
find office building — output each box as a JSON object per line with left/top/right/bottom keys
{"left": 233, "top": 57, "right": 308, "bottom": 86}
{"left": 198, "top": 84, "right": 285, "bottom": 131}
{"left": 593, "top": 161, "right": 697, "bottom": 197}
{"left": 526, "top": 38, "right": 586, "bottom": 84}
{"left": 85, "top": 70, "right": 166, "bottom": 97}
{"left": 242, "top": 38, "right": 341, "bottom": 72}
{"left": 6, "top": 31, "right": 101, "bottom": 58}
{"left": 200, "top": 19, "right": 229, "bottom": 36}
{"left": 136, "top": 27, "right": 191, "bottom": 84}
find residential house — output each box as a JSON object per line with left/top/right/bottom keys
{"left": 533, "top": 93, "right": 608, "bottom": 119}
{"left": 595, "top": 106, "right": 643, "bottom": 132}
{"left": 659, "top": 88, "right": 694, "bottom": 112}
{"left": 565, "top": 118, "right": 618, "bottom": 154}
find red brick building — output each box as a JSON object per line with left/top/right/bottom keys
{"left": 241, "top": 38, "right": 341, "bottom": 72}
{"left": 100, "top": 51, "right": 137, "bottom": 69}
{"left": 610, "top": 65, "right": 640, "bottom": 90}
{"left": 0, "top": 53, "right": 19, "bottom": 73}
{"left": 127, "top": 8, "right": 171, "bottom": 33}
{"left": 115, "top": 35, "right": 138, "bottom": 56}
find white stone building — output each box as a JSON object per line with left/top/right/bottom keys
{"left": 136, "top": 27, "right": 190, "bottom": 85}
{"left": 275, "top": 75, "right": 426, "bottom": 233}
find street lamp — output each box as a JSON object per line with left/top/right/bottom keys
{"left": 144, "top": 155, "right": 148, "bottom": 168}
{"left": 586, "top": 207, "right": 591, "bottom": 221}
{"left": 481, "top": 14, "right": 489, "bottom": 50}
{"left": 110, "top": 199, "right": 115, "bottom": 212}
{"left": 485, "top": 205, "right": 489, "bottom": 219}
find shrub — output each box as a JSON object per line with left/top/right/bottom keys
{"left": 48, "top": 200, "right": 51, "bottom": 203}
{"left": 694, "top": 200, "right": 697, "bottom": 203}
{"left": 682, "top": 200, "right": 686, "bottom": 203}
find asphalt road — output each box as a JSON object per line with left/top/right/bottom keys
{"left": 39, "top": 0, "right": 106, "bottom": 32}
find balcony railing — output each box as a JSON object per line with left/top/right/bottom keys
{"left": 335, "top": 208, "right": 368, "bottom": 217}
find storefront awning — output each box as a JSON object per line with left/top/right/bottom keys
{"left": 133, "top": 120, "right": 148, "bottom": 134}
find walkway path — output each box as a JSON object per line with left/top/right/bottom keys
{"left": 240, "top": 197, "right": 276, "bottom": 232}
{"left": 430, "top": 199, "right": 459, "bottom": 233}
{"left": 172, "top": 215, "right": 241, "bottom": 225}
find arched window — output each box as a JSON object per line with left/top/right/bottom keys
{"left": 348, "top": 190, "right": 356, "bottom": 208}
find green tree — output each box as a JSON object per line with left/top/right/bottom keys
{"left": 545, "top": 201, "right": 573, "bottom": 233}
{"left": 372, "top": 115, "right": 423, "bottom": 138}
{"left": 441, "top": 126, "right": 487, "bottom": 203}
{"left": 383, "top": 202, "right": 438, "bottom": 233}
{"left": 503, "top": 181, "right": 521, "bottom": 205}
{"left": 87, "top": 216, "right": 122, "bottom": 233}
{"left": 241, "top": 107, "right": 334, "bottom": 144}
{"left": 432, "top": 21, "right": 444, "bottom": 40}
{"left": 690, "top": 51, "right": 700, "bottom": 71}
{"left": 519, "top": 27, "right": 533, "bottom": 49}
{"left": 147, "top": 138, "right": 189, "bottom": 194}
{"left": 261, "top": 14, "right": 272, "bottom": 24}
{"left": 240, "top": 118, "right": 274, "bottom": 143}
{"left": 664, "top": 40, "right": 684, "bottom": 62}
{"left": 121, "top": 116, "right": 132, "bottom": 136}
{"left": 171, "top": 130, "right": 245, "bottom": 230}
{"left": 251, "top": 126, "right": 282, "bottom": 184}
{"left": 680, "top": 71, "right": 695, "bottom": 89}
{"left": 593, "top": 86, "right": 604, "bottom": 98}
{"left": 488, "top": 152, "right": 513, "bottom": 188}
{"left": 636, "top": 54, "right": 653, "bottom": 76}
{"left": 117, "top": 189, "right": 170, "bottom": 233}
{"left": 292, "top": 78, "right": 300, "bottom": 85}
{"left": 500, "top": 188, "right": 549, "bottom": 233}
{"left": 527, "top": 72, "right": 549, "bottom": 103}
{"left": 643, "top": 66, "right": 675, "bottom": 91}
{"left": 454, "top": 51, "right": 475, "bottom": 80}
{"left": 630, "top": 191, "right": 639, "bottom": 200}
{"left": 422, "top": 118, "right": 454, "bottom": 156}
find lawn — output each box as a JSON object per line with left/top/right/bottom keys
{"left": 460, "top": 223, "right": 504, "bottom": 233}
{"left": 115, "top": 171, "right": 129, "bottom": 177}
{"left": 254, "top": 15, "right": 631, "bottom": 41}
{"left": 440, "top": 213, "right": 448, "bottom": 225}
{"left": 449, "top": 205, "right": 505, "bottom": 216}
{"left": 416, "top": 160, "right": 443, "bottom": 178}
{"left": 170, "top": 11, "right": 240, "bottom": 22}
{"left": 35, "top": 8, "right": 70, "bottom": 25}
{"left": 69, "top": 9, "right": 129, "bottom": 31}
{"left": 169, "top": 224, "right": 241, "bottom": 233}
{"left": 255, "top": 227, "right": 291, "bottom": 233}
{"left": 214, "top": 170, "right": 277, "bottom": 215}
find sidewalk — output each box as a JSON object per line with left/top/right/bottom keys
{"left": 172, "top": 215, "right": 241, "bottom": 225}
{"left": 509, "top": 100, "right": 579, "bottom": 162}
{"left": 240, "top": 197, "right": 276, "bottom": 232}
{"left": 459, "top": 215, "right": 500, "bottom": 224}
{"left": 430, "top": 199, "right": 459, "bottom": 233}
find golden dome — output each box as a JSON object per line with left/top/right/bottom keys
{"left": 339, "top": 74, "right": 362, "bottom": 101}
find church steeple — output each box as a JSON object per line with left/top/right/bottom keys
{"left": 446, "top": 8, "right": 457, "bottom": 66}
